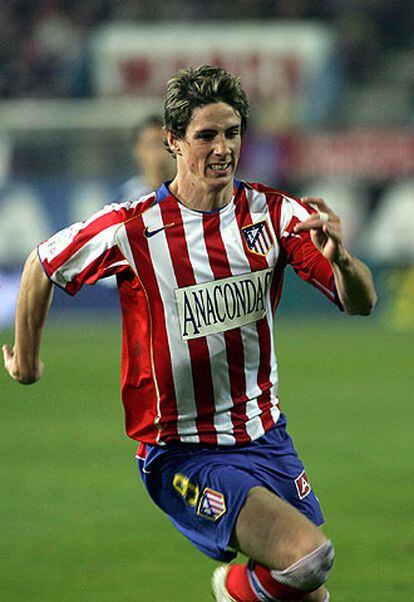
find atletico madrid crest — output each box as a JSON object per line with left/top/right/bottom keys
{"left": 197, "top": 487, "right": 227, "bottom": 521}
{"left": 242, "top": 220, "right": 273, "bottom": 256}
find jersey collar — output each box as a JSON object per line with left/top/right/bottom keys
{"left": 155, "top": 179, "right": 244, "bottom": 208}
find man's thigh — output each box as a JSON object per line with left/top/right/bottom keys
{"left": 232, "top": 485, "right": 327, "bottom": 569}
{"left": 137, "top": 418, "right": 324, "bottom": 563}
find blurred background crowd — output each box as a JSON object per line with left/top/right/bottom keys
{"left": 1, "top": 0, "right": 413, "bottom": 327}
{"left": 1, "top": 0, "right": 413, "bottom": 106}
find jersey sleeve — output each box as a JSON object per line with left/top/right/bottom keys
{"left": 277, "top": 195, "right": 342, "bottom": 307}
{"left": 37, "top": 201, "right": 136, "bottom": 295}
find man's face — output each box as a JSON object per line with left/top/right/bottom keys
{"left": 170, "top": 102, "right": 242, "bottom": 190}
{"left": 133, "top": 124, "right": 173, "bottom": 176}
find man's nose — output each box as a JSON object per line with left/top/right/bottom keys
{"left": 213, "top": 135, "right": 230, "bottom": 155}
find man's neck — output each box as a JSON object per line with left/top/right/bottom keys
{"left": 169, "top": 176, "right": 234, "bottom": 212}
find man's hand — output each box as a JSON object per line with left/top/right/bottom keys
{"left": 2, "top": 343, "right": 44, "bottom": 384}
{"left": 294, "top": 196, "right": 348, "bottom": 265}
{"left": 294, "top": 195, "right": 377, "bottom": 315}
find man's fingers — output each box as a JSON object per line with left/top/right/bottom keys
{"left": 318, "top": 211, "right": 329, "bottom": 223}
{"left": 322, "top": 223, "right": 341, "bottom": 242}
{"left": 300, "top": 196, "right": 335, "bottom": 218}
{"left": 301, "top": 196, "right": 328, "bottom": 209}
{"left": 294, "top": 216, "right": 330, "bottom": 233}
{"left": 2, "top": 344, "right": 12, "bottom": 362}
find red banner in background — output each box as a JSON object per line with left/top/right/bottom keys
{"left": 287, "top": 130, "right": 414, "bottom": 180}
{"left": 118, "top": 53, "right": 302, "bottom": 102}
{"left": 90, "top": 22, "right": 335, "bottom": 124}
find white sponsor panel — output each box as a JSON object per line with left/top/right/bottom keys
{"left": 175, "top": 268, "right": 273, "bottom": 340}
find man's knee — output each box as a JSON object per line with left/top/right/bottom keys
{"left": 269, "top": 539, "right": 335, "bottom": 593}
{"left": 233, "top": 485, "right": 333, "bottom": 593}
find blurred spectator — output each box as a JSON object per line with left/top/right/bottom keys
{"left": 118, "top": 114, "right": 176, "bottom": 202}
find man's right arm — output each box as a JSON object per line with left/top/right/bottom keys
{"left": 2, "top": 250, "right": 53, "bottom": 384}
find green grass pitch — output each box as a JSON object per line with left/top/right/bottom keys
{"left": 1, "top": 317, "right": 413, "bottom": 601}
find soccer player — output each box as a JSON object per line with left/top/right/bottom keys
{"left": 3, "top": 65, "right": 377, "bottom": 601}
{"left": 118, "top": 114, "right": 176, "bottom": 201}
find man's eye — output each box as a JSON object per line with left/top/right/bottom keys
{"left": 226, "top": 130, "right": 240, "bottom": 139}
{"left": 198, "top": 133, "right": 215, "bottom": 140}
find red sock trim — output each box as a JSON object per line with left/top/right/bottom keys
{"left": 252, "top": 563, "right": 307, "bottom": 600}
{"left": 226, "top": 561, "right": 316, "bottom": 601}
{"left": 226, "top": 564, "right": 260, "bottom": 602}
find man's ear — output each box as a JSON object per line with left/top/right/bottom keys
{"left": 166, "top": 130, "right": 182, "bottom": 156}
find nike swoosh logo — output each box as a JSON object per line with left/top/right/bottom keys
{"left": 144, "top": 222, "right": 175, "bottom": 238}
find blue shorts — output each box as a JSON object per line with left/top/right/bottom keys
{"left": 136, "top": 414, "right": 324, "bottom": 562}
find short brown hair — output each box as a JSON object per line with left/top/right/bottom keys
{"left": 164, "top": 65, "right": 249, "bottom": 148}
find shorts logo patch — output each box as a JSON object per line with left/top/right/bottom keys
{"left": 197, "top": 487, "right": 226, "bottom": 521}
{"left": 242, "top": 220, "right": 273, "bottom": 256}
{"left": 295, "top": 471, "right": 312, "bottom": 500}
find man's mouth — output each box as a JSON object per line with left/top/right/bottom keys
{"left": 208, "top": 162, "right": 232, "bottom": 173}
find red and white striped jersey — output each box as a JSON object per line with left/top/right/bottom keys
{"left": 38, "top": 180, "right": 340, "bottom": 446}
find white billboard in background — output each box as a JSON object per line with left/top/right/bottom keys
{"left": 90, "top": 23, "right": 335, "bottom": 125}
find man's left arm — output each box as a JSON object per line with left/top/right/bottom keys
{"left": 293, "top": 196, "right": 377, "bottom": 316}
